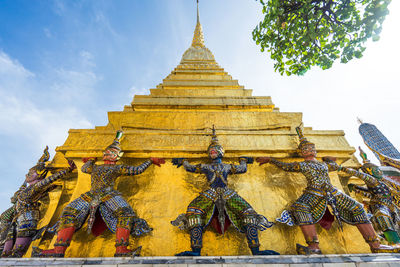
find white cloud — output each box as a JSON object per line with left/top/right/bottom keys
{"left": 128, "top": 85, "right": 148, "bottom": 98}
{"left": 0, "top": 51, "right": 94, "bottom": 153}
{"left": 80, "top": 50, "right": 96, "bottom": 68}
{"left": 44, "top": 28, "right": 52, "bottom": 38}
{"left": 0, "top": 51, "right": 34, "bottom": 93}
{"left": 93, "top": 9, "right": 121, "bottom": 40}
{"left": 0, "top": 51, "right": 32, "bottom": 77}
{"left": 0, "top": 92, "right": 92, "bottom": 149}
{"left": 52, "top": 0, "right": 66, "bottom": 16}
{"left": 46, "top": 50, "right": 102, "bottom": 106}
{"left": 51, "top": 68, "right": 98, "bottom": 102}
{"left": 0, "top": 51, "right": 98, "bottom": 211}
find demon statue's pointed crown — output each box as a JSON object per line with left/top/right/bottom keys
{"left": 295, "top": 123, "right": 315, "bottom": 150}
{"left": 32, "top": 146, "right": 50, "bottom": 173}
{"left": 103, "top": 130, "right": 125, "bottom": 161}
{"left": 359, "top": 146, "right": 383, "bottom": 179}
{"left": 207, "top": 125, "right": 224, "bottom": 159}
{"left": 26, "top": 146, "right": 50, "bottom": 182}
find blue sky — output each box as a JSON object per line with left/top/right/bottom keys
{"left": 0, "top": 0, "right": 399, "bottom": 211}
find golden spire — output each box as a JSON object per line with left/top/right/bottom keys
{"left": 191, "top": 0, "right": 205, "bottom": 47}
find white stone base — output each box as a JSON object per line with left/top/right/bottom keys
{"left": 1, "top": 254, "right": 400, "bottom": 266}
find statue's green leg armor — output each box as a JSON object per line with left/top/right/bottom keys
{"left": 384, "top": 230, "right": 400, "bottom": 244}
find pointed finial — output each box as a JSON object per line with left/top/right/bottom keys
{"left": 357, "top": 117, "right": 364, "bottom": 125}
{"left": 208, "top": 125, "right": 225, "bottom": 158}
{"left": 295, "top": 123, "right": 306, "bottom": 142}
{"left": 209, "top": 125, "right": 219, "bottom": 145}
{"left": 197, "top": 0, "right": 199, "bottom": 21}
{"left": 38, "top": 146, "right": 50, "bottom": 164}
{"left": 359, "top": 146, "right": 370, "bottom": 164}
{"left": 191, "top": 0, "right": 205, "bottom": 47}
{"left": 295, "top": 122, "right": 315, "bottom": 149}
{"left": 115, "top": 130, "right": 123, "bottom": 141}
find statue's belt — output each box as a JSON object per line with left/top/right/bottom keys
{"left": 304, "top": 185, "right": 337, "bottom": 197}
{"left": 201, "top": 187, "right": 236, "bottom": 202}
{"left": 84, "top": 187, "right": 119, "bottom": 201}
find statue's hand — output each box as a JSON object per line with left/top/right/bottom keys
{"left": 239, "top": 156, "right": 254, "bottom": 164}
{"left": 322, "top": 156, "right": 337, "bottom": 163}
{"left": 67, "top": 160, "right": 77, "bottom": 172}
{"left": 348, "top": 183, "right": 356, "bottom": 192}
{"left": 322, "top": 157, "right": 340, "bottom": 170}
{"left": 256, "top": 157, "right": 271, "bottom": 165}
{"left": 172, "top": 158, "right": 185, "bottom": 168}
{"left": 82, "top": 157, "right": 97, "bottom": 164}
{"left": 151, "top": 157, "right": 165, "bottom": 167}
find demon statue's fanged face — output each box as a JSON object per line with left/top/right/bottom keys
{"left": 26, "top": 169, "right": 39, "bottom": 183}
{"left": 103, "top": 147, "right": 124, "bottom": 162}
{"left": 25, "top": 165, "right": 48, "bottom": 185}
{"left": 299, "top": 143, "right": 317, "bottom": 159}
{"left": 208, "top": 145, "right": 224, "bottom": 160}
{"left": 362, "top": 163, "right": 383, "bottom": 180}
{"left": 103, "top": 130, "right": 124, "bottom": 163}
{"left": 358, "top": 146, "right": 383, "bottom": 180}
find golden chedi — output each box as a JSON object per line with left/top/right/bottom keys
{"left": 27, "top": 5, "right": 371, "bottom": 257}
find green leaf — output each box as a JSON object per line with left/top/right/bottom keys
{"left": 372, "top": 35, "right": 380, "bottom": 41}
{"left": 252, "top": 0, "right": 391, "bottom": 75}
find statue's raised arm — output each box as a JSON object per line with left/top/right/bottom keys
{"left": 172, "top": 158, "right": 204, "bottom": 174}
{"left": 38, "top": 130, "right": 164, "bottom": 258}
{"left": 257, "top": 157, "right": 301, "bottom": 172}
{"left": 333, "top": 147, "right": 400, "bottom": 245}
{"left": 171, "top": 126, "right": 277, "bottom": 256}
{"left": 229, "top": 157, "right": 253, "bottom": 174}
{"left": 258, "top": 124, "right": 397, "bottom": 255}
{"left": 2, "top": 147, "right": 75, "bottom": 257}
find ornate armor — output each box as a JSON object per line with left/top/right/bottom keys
{"left": 0, "top": 183, "right": 26, "bottom": 257}
{"left": 273, "top": 159, "right": 369, "bottom": 227}
{"left": 172, "top": 127, "right": 277, "bottom": 256}
{"left": 37, "top": 130, "right": 160, "bottom": 258}
{"left": 15, "top": 168, "right": 71, "bottom": 239}
{"left": 1, "top": 147, "right": 73, "bottom": 258}
{"left": 58, "top": 159, "right": 152, "bottom": 234}
{"left": 258, "top": 124, "right": 397, "bottom": 254}
{"left": 0, "top": 205, "right": 16, "bottom": 255}
{"left": 176, "top": 159, "right": 270, "bottom": 232}
{"left": 346, "top": 148, "right": 400, "bottom": 244}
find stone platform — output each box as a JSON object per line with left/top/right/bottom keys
{"left": 1, "top": 254, "right": 400, "bottom": 266}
